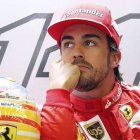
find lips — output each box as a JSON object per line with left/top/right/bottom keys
{"left": 77, "top": 64, "right": 90, "bottom": 69}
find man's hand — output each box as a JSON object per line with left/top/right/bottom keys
{"left": 49, "top": 58, "right": 80, "bottom": 92}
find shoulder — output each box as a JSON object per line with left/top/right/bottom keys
{"left": 121, "top": 82, "right": 140, "bottom": 97}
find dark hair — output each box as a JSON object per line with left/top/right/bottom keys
{"left": 107, "top": 35, "right": 123, "bottom": 82}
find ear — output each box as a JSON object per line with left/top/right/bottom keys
{"left": 110, "top": 51, "right": 121, "bottom": 68}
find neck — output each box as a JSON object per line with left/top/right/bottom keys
{"left": 72, "top": 70, "right": 116, "bottom": 99}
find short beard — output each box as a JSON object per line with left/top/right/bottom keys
{"left": 72, "top": 54, "right": 110, "bottom": 92}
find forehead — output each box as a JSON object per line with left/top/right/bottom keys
{"left": 61, "top": 24, "right": 106, "bottom": 39}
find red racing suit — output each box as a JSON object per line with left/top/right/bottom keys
{"left": 41, "top": 80, "right": 140, "bottom": 140}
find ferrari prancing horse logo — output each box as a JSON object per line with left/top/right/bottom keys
{"left": 0, "top": 123, "right": 17, "bottom": 140}
{"left": 120, "top": 105, "right": 133, "bottom": 120}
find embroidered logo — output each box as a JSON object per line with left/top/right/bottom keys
{"left": 105, "top": 99, "right": 112, "bottom": 109}
{"left": 62, "top": 9, "right": 104, "bottom": 20}
{"left": 105, "top": 82, "right": 122, "bottom": 109}
{"left": 84, "top": 121, "right": 104, "bottom": 140}
{"left": 120, "top": 105, "right": 132, "bottom": 120}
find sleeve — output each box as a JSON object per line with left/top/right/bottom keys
{"left": 41, "top": 89, "right": 77, "bottom": 140}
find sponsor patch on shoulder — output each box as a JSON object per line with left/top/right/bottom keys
{"left": 120, "top": 105, "right": 132, "bottom": 120}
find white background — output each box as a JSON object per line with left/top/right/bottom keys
{"left": 0, "top": 0, "right": 140, "bottom": 104}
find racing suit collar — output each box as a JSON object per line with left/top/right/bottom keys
{"left": 70, "top": 80, "right": 122, "bottom": 113}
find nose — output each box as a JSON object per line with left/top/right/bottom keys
{"left": 73, "top": 47, "right": 84, "bottom": 59}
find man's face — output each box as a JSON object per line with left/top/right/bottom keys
{"left": 60, "top": 24, "right": 111, "bottom": 92}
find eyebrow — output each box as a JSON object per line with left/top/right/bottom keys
{"left": 82, "top": 34, "right": 101, "bottom": 40}
{"left": 61, "top": 34, "right": 101, "bottom": 43}
{"left": 61, "top": 36, "right": 74, "bottom": 42}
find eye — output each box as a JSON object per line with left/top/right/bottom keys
{"left": 84, "top": 40, "right": 96, "bottom": 47}
{"left": 63, "top": 42, "right": 74, "bottom": 48}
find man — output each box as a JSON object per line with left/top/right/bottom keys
{"left": 41, "top": 3, "right": 140, "bottom": 140}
